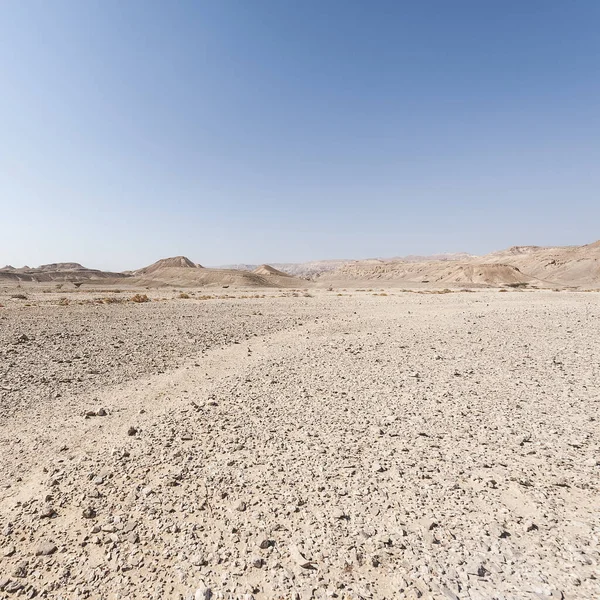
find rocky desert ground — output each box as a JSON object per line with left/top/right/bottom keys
{"left": 0, "top": 284, "right": 599, "bottom": 600}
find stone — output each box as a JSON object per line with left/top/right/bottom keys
{"left": 195, "top": 584, "right": 212, "bottom": 600}
{"left": 13, "top": 562, "right": 28, "bottom": 578}
{"left": 39, "top": 505, "right": 56, "bottom": 518}
{"left": 35, "top": 542, "right": 58, "bottom": 556}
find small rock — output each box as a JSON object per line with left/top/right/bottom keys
{"left": 466, "top": 562, "right": 488, "bottom": 577}
{"left": 127, "top": 426, "right": 138, "bottom": 436}
{"left": 195, "top": 584, "right": 212, "bottom": 600}
{"left": 235, "top": 500, "right": 247, "bottom": 512}
{"left": 35, "top": 542, "right": 57, "bottom": 556}
{"left": 332, "top": 508, "right": 346, "bottom": 520}
{"left": 39, "top": 505, "right": 56, "bottom": 518}
{"left": 4, "top": 580, "right": 23, "bottom": 593}
{"left": 289, "top": 544, "right": 315, "bottom": 569}
{"left": 13, "top": 562, "right": 28, "bottom": 578}
{"left": 251, "top": 556, "right": 264, "bottom": 568}
{"left": 3, "top": 545, "right": 16, "bottom": 557}
{"left": 82, "top": 507, "right": 97, "bottom": 519}
{"left": 125, "top": 530, "right": 138, "bottom": 543}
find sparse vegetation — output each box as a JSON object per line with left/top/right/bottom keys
{"left": 11, "top": 294, "right": 27, "bottom": 300}
{"left": 178, "top": 292, "right": 191, "bottom": 299}
{"left": 130, "top": 293, "right": 150, "bottom": 303}
{"left": 101, "top": 296, "right": 124, "bottom": 304}
{"left": 58, "top": 297, "right": 70, "bottom": 306}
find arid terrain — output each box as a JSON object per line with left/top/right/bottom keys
{"left": 0, "top": 282, "right": 599, "bottom": 600}
{"left": 2, "top": 239, "right": 600, "bottom": 289}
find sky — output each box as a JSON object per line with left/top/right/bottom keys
{"left": 1, "top": 0, "right": 599, "bottom": 270}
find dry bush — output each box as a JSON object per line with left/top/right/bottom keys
{"left": 103, "top": 296, "right": 124, "bottom": 304}
{"left": 58, "top": 297, "right": 70, "bottom": 306}
{"left": 499, "top": 289, "right": 508, "bottom": 293}
{"left": 179, "top": 292, "right": 190, "bottom": 299}
{"left": 11, "top": 294, "right": 27, "bottom": 300}
{"left": 130, "top": 293, "right": 150, "bottom": 303}
{"left": 198, "top": 295, "right": 214, "bottom": 300}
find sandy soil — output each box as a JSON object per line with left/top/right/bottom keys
{"left": 0, "top": 287, "right": 599, "bottom": 599}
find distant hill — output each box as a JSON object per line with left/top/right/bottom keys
{"left": 124, "top": 257, "right": 305, "bottom": 288}
{"left": 3, "top": 240, "right": 599, "bottom": 288}
{"left": 253, "top": 264, "right": 291, "bottom": 277}
{"left": 135, "top": 256, "right": 202, "bottom": 274}
{"left": 317, "top": 240, "right": 600, "bottom": 287}
{"left": 0, "top": 262, "right": 127, "bottom": 283}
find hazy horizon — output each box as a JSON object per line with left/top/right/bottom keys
{"left": 2, "top": 1, "right": 599, "bottom": 271}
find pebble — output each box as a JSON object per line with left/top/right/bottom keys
{"left": 35, "top": 542, "right": 58, "bottom": 556}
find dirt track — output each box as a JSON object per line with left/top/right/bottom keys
{"left": 1, "top": 289, "right": 599, "bottom": 599}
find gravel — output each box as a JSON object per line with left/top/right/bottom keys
{"left": 0, "top": 288, "right": 599, "bottom": 599}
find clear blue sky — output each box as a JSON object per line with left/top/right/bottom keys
{"left": 1, "top": 1, "right": 599, "bottom": 270}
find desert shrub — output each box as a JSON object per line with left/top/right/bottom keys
{"left": 73, "top": 282, "right": 82, "bottom": 288}
{"left": 103, "top": 296, "right": 123, "bottom": 304}
{"left": 55, "top": 283, "right": 63, "bottom": 289}
{"left": 179, "top": 292, "right": 190, "bottom": 299}
{"left": 506, "top": 282, "right": 528, "bottom": 288}
{"left": 130, "top": 293, "right": 150, "bottom": 303}
{"left": 58, "top": 297, "right": 70, "bottom": 306}
{"left": 499, "top": 289, "right": 508, "bottom": 293}
{"left": 11, "top": 294, "right": 27, "bottom": 300}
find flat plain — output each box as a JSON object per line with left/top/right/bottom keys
{"left": 0, "top": 286, "right": 599, "bottom": 600}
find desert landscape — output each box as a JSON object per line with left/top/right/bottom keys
{"left": 1, "top": 241, "right": 599, "bottom": 600}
